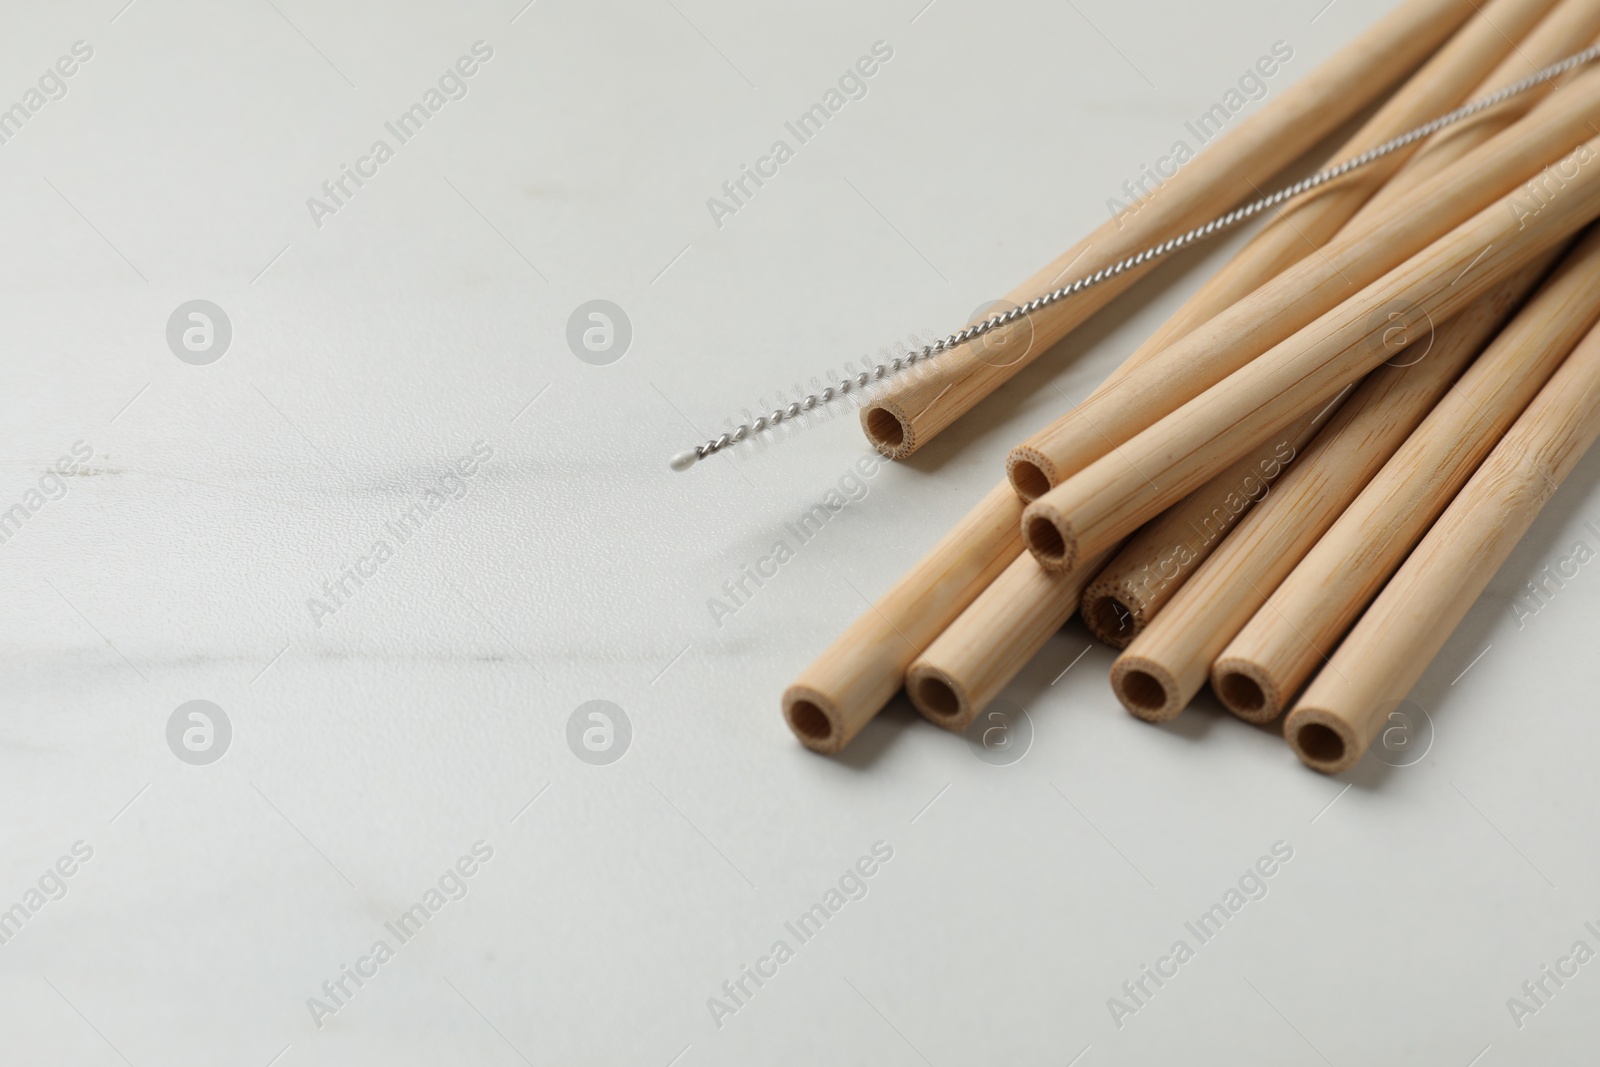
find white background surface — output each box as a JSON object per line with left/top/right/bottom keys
{"left": 4, "top": 0, "right": 1599, "bottom": 1063}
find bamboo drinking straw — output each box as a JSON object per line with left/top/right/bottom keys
{"left": 781, "top": 16, "right": 1478, "bottom": 752}
{"left": 909, "top": 397, "right": 1324, "bottom": 728}
{"left": 1213, "top": 226, "right": 1600, "bottom": 723}
{"left": 907, "top": 87, "right": 1600, "bottom": 739}
{"left": 1110, "top": 260, "right": 1553, "bottom": 722}
{"left": 1080, "top": 410, "right": 1334, "bottom": 648}
{"left": 789, "top": 253, "right": 1236, "bottom": 748}
{"left": 1004, "top": 64, "right": 1600, "bottom": 499}
{"left": 917, "top": 401, "right": 1333, "bottom": 726}
{"left": 1035, "top": 0, "right": 1562, "bottom": 648}
{"left": 1034, "top": 0, "right": 1567, "bottom": 642}
{"left": 1021, "top": 134, "right": 1600, "bottom": 575}
{"left": 854, "top": 0, "right": 1476, "bottom": 460}
{"left": 783, "top": 4, "right": 1579, "bottom": 755}
{"left": 1285, "top": 311, "right": 1600, "bottom": 774}
{"left": 905, "top": 548, "right": 1114, "bottom": 732}
{"left": 905, "top": 302, "right": 1325, "bottom": 723}
{"left": 1348, "top": 0, "right": 1600, "bottom": 227}
{"left": 1005, "top": 0, "right": 1559, "bottom": 501}
{"left": 782, "top": 480, "right": 1022, "bottom": 753}
{"left": 786, "top": 298, "right": 1201, "bottom": 748}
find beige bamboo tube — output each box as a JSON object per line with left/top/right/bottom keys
{"left": 898, "top": 131, "right": 1600, "bottom": 743}
{"left": 1021, "top": 134, "right": 1600, "bottom": 575}
{"left": 1004, "top": 0, "right": 1560, "bottom": 501}
{"left": 787, "top": 276, "right": 1202, "bottom": 749}
{"left": 1004, "top": 64, "right": 1600, "bottom": 499}
{"left": 785, "top": 4, "right": 1571, "bottom": 756}
{"left": 781, "top": 16, "right": 1484, "bottom": 753}
{"left": 1049, "top": 0, "right": 1558, "bottom": 647}
{"left": 1348, "top": 0, "right": 1600, "bottom": 229}
{"left": 854, "top": 0, "right": 1477, "bottom": 460}
{"left": 791, "top": 284, "right": 1194, "bottom": 751}
{"left": 905, "top": 549, "right": 1113, "bottom": 732}
{"left": 1110, "top": 258, "right": 1553, "bottom": 723}
{"left": 782, "top": 480, "right": 1021, "bottom": 753}
{"left": 1213, "top": 226, "right": 1600, "bottom": 724}
{"left": 1080, "top": 407, "right": 1335, "bottom": 648}
{"left": 906, "top": 406, "right": 1320, "bottom": 729}
{"left": 1286, "top": 311, "right": 1600, "bottom": 773}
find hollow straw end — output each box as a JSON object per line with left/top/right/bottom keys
{"left": 1210, "top": 658, "right": 1286, "bottom": 724}
{"left": 1021, "top": 502, "right": 1080, "bottom": 573}
{"left": 1082, "top": 581, "right": 1144, "bottom": 650}
{"left": 861, "top": 402, "right": 915, "bottom": 459}
{"left": 783, "top": 686, "right": 847, "bottom": 754}
{"left": 1283, "top": 706, "right": 1363, "bottom": 775}
{"left": 1007, "top": 446, "right": 1058, "bottom": 502}
{"left": 905, "top": 662, "right": 980, "bottom": 734}
{"left": 1110, "top": 655, "right": 1186, "bottom": 723}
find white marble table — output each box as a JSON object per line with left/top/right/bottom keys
{"left": 4, "top": 0, "right": 1598, "bottom": 1063}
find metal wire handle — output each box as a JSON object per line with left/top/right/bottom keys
{"left": 671, "top": 42, "right": 1600, "bottom": 471}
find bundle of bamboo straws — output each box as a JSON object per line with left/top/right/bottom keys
{"left": 782, "top": 0, "right": 1600, "bottom": 773}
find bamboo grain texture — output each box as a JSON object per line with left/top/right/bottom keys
{"left": 1021, "top": 137, "right": 1600, "bottom": 575}
{"left": 1212, "top": 226, "right": 1600, "bottom": 722}
{"left": 1286, "top": 307, "right": 1600, "bottom": 773}
{"left": 1346, "top": 0, "right": 1600, "bottom": 228}
{"left": 1108, "top": 261, "right": 1552, "bottom": 722}
{"left": 1008, "top": 0, "right": 1560, "bottom": 500}
{"left": 856, "top": 0, "right": 1478, "bottom": 460}
{"left": 1005, "top": 67, "right": 1600, "bottom": 496}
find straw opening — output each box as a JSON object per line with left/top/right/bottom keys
{"left": 787, "top": 700, "right": 833, "bottom": 742}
